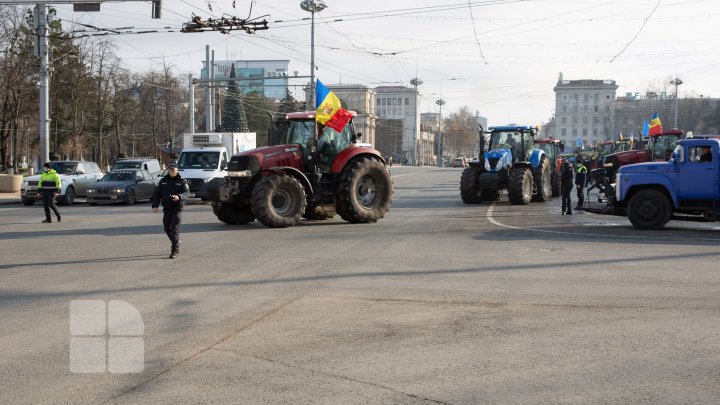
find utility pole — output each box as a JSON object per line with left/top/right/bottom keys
{"left": 36, "top": 5, "right": 50, "bottom": 166}
{"left": 188, "top": 74, "right": 194, "bottom": 134}
{"left": 436, "top": 99, "right": 445, "bottom": 166}
{"left": 205, "top": 46, "right": 212, "bottom": 132}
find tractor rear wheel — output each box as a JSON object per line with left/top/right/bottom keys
{"left": 460, "top": 167, "right": 482, "bottom": 204}
{"left": 627, "top": 189, "right": 671, "bottom": 230}
{"left": 551, "top": 172, "right": 561, "bottom": 197}
{"left": 212, "top": 202, "right": 255, "bottom": 225}
{"left": 251, "top": 174, "right": 307, "bottom": 228}
{"left": 336, "top": 157, "right": 393, "bottom": 223}
{"left": 507, "top": 167, "right": 533, "bottom": 205}
{"left": 531, "top": 156, "right": 551, "bottom": 202}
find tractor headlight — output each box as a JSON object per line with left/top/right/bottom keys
{"left": 228, "top": 170, "right": 252, "bottom": 177}
{"left": 484, "top": 159, "right": 491, "bottom": 171}
{"left": 603, "top": 162, "right": 614, "bottom": 168}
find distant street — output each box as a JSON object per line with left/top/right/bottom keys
{"left": 2, "top": 166, "right": 720, "bottom": 404}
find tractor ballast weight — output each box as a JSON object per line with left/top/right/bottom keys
{"left": 460, "top": 125, "right": 552, "bottom": 205}
{"left": 207, "top": 111, "right": 393, "bottom": 228}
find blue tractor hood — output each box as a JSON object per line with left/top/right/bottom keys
{"left": 484, "top": 148, "right": 512, "bottom": 173}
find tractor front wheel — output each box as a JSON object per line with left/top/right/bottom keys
{"left": 460, "top": 167, "right": 482, "bottom": 204}
{"left": 627, "top": 189, "right": 671, "bottom": 230}
{"left": 507, "top": 167, "right": 533, "bottom": 205}
{"left": 551, "top": 172, "right": 561, "bottom": 197}
{"left": 531, "top": 156, "right": 551, "bottom": 202}
{"left": 336, "top": 157, "right": 393, "bottom": 223}
{"left": 251, "top": 174, "right": 307, "bottom": 228}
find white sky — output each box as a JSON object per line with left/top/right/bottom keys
{"left": 36, "top": 0, "right": 720, "bottom": 126}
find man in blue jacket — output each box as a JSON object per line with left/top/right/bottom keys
{"left": 38, "top": 162, "right": 61, "bottom": 223}
{"left": 152, "top": 163, "right": 190, "bottom": 259}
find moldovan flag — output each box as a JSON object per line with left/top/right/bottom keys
{"left": 577, "top": 137, "right": 583, "bottom": 148}
{"left": 648, "top": 112, "right": 663, "bottom": 135}
{"left": 316, "top": 79, "right": 352, "bottom": 132}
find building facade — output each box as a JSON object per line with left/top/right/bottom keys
{"left": 375, "top": 86, "right": 422, "bottom": 164}
{"left": 553, "top": 73, "right": 618, "bottom": 147}
{"left": 206, "top": 60, "right": 290, "bottom": 100}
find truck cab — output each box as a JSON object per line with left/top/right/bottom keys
{"left": 614, "top": 139, "right": 720, "bottom": 229}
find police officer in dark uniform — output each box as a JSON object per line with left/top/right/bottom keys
{"left": 560, "top": 158, "right": 574, "bottom": 215}
{"left": 152, "top": 163, "right": 190, "bottom": 259}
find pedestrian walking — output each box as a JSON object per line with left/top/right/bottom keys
{"left": 575, "top": 156, "right": 588, "bottom": 209}
{"left": 151, "top": 163, "right": 189, "bottom": 259}
{"left": 38, "top": 162, "right": 61, "bottom": 223}
{"left": 560, "top": 158, "right": 574, "bottom": 215}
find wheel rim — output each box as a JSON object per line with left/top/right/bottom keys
{"left": 66, "top": 188, "right": 74, "bottom": 203}
{"left": 523, "top": 175, "right": 532, "bottom": 200}
{"left": 637, "top": 199, "right": 660, "bottom": 221}
{"left": 128, "top": 190, "right": 135, "bottom": 204}
{"left": 357, "top": 174, "right": 378, "bottom": 207}
{"left": 543, "top": 169, "right": 551, "bottom": 196}
{"left": 271, "top": 188, "right": 292, "bottom": 215}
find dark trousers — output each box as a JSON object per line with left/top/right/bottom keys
{"left": 42, "top": 190, "right": 60, "bottom": 220}
{"left": 163, "top": 209, "right": 182, "bottom": 251}
{"left": 561, "top": 187, "right": 572, "bottom": 213}
{"left": 576, "top": 184, "right": 585, "bottom": 207}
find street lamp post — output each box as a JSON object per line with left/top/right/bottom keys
{"left": 300, "top": 0, "right": 327, "bottom": 108}
{"left": 670, "top": 78, "right": 683, "bottom": 128}
{"left": 436, "top": 99, "right": 446, "bottom": 167}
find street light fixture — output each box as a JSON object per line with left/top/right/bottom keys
{"left": 436, "top": 99, "right": 446, "bottom": 167}
{"left": 670, "top": 77, "right": 683, "bottom": 128}
{"left": 300, "top": 0, "right": 327, "bottom": 108}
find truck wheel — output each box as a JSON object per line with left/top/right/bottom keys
{"left": 627, "top": 189, "right": 671, "bottom": 230}
{"left": 61, "top": 187, "right": 75, "bottom": 206}
{"left": 551, "top": 172, "right": 560, "bottom": 197}
{"left": 212, "top": 202, "right": 255, "bottom": 225}
{"left": 336, "top": 157, "right": 393, "bottom": 223}
{"left": 22, "top": 198, "right": 35, "bottom": 206}
{"left": 303, "top": 204, "right": 334, "bottom": 220}
{"left": 507, "top": 167, "right": 532, "bottom": 205}
{"left": 460, "top": 167, "right": 482, "bottom": 204}
{"left": 531, "top": 157, "right": 551, "bottom": 202}
{"left": 251, "top": 174, "right": 306, "bottom": 228}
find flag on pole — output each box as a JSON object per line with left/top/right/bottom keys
{"left": 316, "top": 79, "right": 352, "bottom": 132}
{"left": 619, "top": 131, "right": 624, "bottom": 141}
{"left": 648, "top": 112, "right": 663, "bottom": 135}
{"left": 577, "top": 137, "right": 583, "bottom": 149}
{"left": 642, "top": 120, "right": 650, "bottom": 137}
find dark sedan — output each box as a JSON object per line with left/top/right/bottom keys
{"left": 86, "top": 170, "right": 157, "bottom": 205}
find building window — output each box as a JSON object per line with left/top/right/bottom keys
{"left": 563, "top": 95, "right": 567, "bottom": 100}
{"left": 397, "top": 98, "right": 402, "bottom": 105}
{"left": 381, "top": 98, "right": 386, "bottom": 105}
{"left": 593, "top": 128, "right": 598, "bottom": 136}
{"left": 376, "top": 98, "right": 381, "bottom": 105}
{"left": 405, "top": 98, "right": 409, "bottom": 105}
{"left": 582, "top": 116, "right": 588, "bottom": 124}
{"left": 572, "top": 116, "right": 578, "bottom": 124}
{"left": 561, "top": 117, "right": 567, "bottom": 124}
{"left": 561, "top": 128, "right": 567, "bottom": 136}
{"left": 562, "top": 105, "right": 567, "bottom": 112}
{"left": 582, "top": 128, "right": 588, "bottom": 136}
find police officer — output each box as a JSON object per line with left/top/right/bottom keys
{"left": 38, "top": 162, "right": 61, "bottom": 223}
{"left": 575, "top": 156, "right": 588, "bottom": 209}
{"left": 152, "top": 163, "right": 190, "bottom": 259}
{"left": 560, "top": 158, "right": 574, "bottom": 215}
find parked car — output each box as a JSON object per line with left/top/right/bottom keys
{"left": 452, "top": 158, "right": 467, "bottom": 168}
{"left": 110, "top": 157, "right": 162, "bottom": 177}
{"left": 86, "top": 169, "right": 158, "bottom": 205}
{"left": 21, "top": 161, "right": 104, "bottom": 206}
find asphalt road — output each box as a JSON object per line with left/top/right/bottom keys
{"left": 1, "top": 166, "right": 720, "bottom": 404}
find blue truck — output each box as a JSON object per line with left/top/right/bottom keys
{"left": 598, "top": 139, "right": 720, "bottom": 229}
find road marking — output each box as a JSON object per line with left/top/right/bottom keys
{"left": 486, "top": 202, "right": 720, "bottom": 241}
{"left": 391, "top": 170, "right": 431, "bottom": 178}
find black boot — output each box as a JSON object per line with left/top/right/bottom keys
{"left": 42, "top": 218, "right": 51, "bottom": 223}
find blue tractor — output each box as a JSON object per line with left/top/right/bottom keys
{"left": 460, "top": 126, "right": 551, "bottom": 205}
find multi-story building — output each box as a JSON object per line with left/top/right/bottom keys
{"left": 553, "top": 73, "right": 618, "bottom": 148}
{"left": 206, "top": 60, "right": 290, "bottom": 100}
{"left": 375, "top": 86, "right": 423, "bottom": 165}
{"left": 328, "top": 84, "right": 376, "bottom": 147}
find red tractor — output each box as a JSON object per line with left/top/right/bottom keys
{"left": 207, "top": 111, "right": 393, "bottom": 228}
{"left": 589, "top": 129, "right": 684, "bottom": 202}
{"left": 533, "top": 138, "right": 564, "bottom": 197}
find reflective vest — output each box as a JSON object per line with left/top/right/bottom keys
{"left": 38, "top": 169, "right": 61, "bottom": 190}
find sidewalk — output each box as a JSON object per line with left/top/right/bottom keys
{"left": 0, "top": 191, "right": 21, "bottom": 206}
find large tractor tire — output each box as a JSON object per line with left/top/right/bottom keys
{"left": 531, "top": 156, "right": 551, "bottom": 202}
{"left": 212, "top": 201, "right": 255, "bottom": 225}
{"left": 460, "top": 167, "right": 482, "bottom": 204}
{"left": 507, "top": 167, "right": 533, "bottom": 205}
{"left": 336, "top": 157, "right": 393, "bottom": 223}
{"left": 627, "top": 189, "right": 672, "bottom": 230}
{"left": 551, "top": 172, "right": 561, "bottom": 197}
{"left": 251, "top": 174, "right": 307, "bottom": 228}
{"left": 303, "top": 204, "right": 335, "bottom": 220}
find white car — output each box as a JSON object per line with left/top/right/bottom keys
{"left": 21, "top": 161, "right": 104, "bottom": 206}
